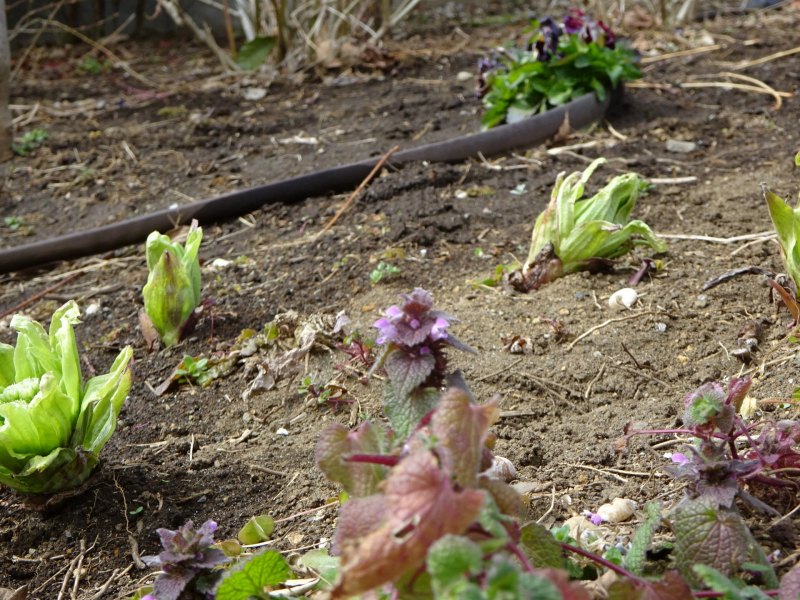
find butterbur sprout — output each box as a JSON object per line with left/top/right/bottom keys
{"left": 140, "top": 220, "right": 209, "bottom": 349}
{"left": 507, "top": 158, "right": 666, "bottom": 292}
{"left": 0, "top": 301, "right": 133, "bottom": 494}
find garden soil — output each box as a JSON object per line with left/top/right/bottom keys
{"left": 3, "top": 10, "right": 800, "bottom": 598}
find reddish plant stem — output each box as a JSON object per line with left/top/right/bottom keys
{"left": 506, "top": 543, "right": 535, "bottom": 573}
{"left": 346, "top": 454, "right": 401, "bottom": 467}
{"left": 751, "top": 474, "right": 799, "bottom": 489}
{"left": 559, "top": 542, "right": 640, "bottom": 582}
{"left": 735, "top": 416, "right": 766, "bottom": 465}
{"left": 695, "top": 591, "right": 779, "bottom": 598}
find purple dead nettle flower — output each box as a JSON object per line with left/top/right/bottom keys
{"left": 583, "top": 510, "right": 605, "bottom": 526}
{"left": 670, "top": 453, "right": 690, "bottom": 467}
{"left": 373, "top": 288, "right": 458, "bottom": 348}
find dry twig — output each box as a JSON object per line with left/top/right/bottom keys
{"left": 316, "top": 146, "right": 399, "bottom": 237}
{"left": 0, "top": 271, "right": 84, "bottom": 320}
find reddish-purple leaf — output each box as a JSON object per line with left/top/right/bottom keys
{"left": 431, "top": 389, "right": 500, "bottom": 488}
{"left": 607, "top": 571, "right": 693, "bottom": 600}
{"left": 331, "top": 451, "right": 484, "bottom": 599}
{"left": 532, "top": 568, "right": 591, "bottom": 600}
{"left": 769, "top": 279, "right": 800, "bottom": 324}
{"left": 780, "top": 562, "right": 800, "bottom": 600}
{"left": 479, "top": 476, "right": 524, "bottom": 518}
{"left": 331, "top": 495, "right": 388, "bottom": 557}
{"left": 315, "top": 422, "right": 386, "bottom": 498}
{"left": 383, "top": 349, "right": 436, "bottom": 403}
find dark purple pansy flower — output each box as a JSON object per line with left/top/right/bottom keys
{"left": 598, "top": 20, "right": 616, "bottom": 49}
{"left": 532, "top": 17, "right": 562, "bottom": 62}
{"left": 476, "top": 57, "right": 498, "bottom": 100}
{"left": 563, "top": 9, "right": 585, "bottom": 34}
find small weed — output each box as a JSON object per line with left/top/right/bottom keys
{"left": 175, "top": 355, "right": 211, "bottom": 387}
{"left": 157, "top": 106, "right": 187, "bottom": 118}
{"left": 12, "top": 129, "right": 49, "bottom": 156}
{"left": 298, "top": 377, "right": 352, "bottom": 411}
{"left": 77, "top": 56, "right": 110, "bottom": 75}
{"left": 370, "top": 262, "right": 400, "bottom": 284}
{"left": 4, "top": 216, "right": 25, "bottom": 230}
{"left": 510, "top": 183, "right": 528, "bottom": 195}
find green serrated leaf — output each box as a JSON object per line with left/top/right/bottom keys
{"left": 427, "top": 535, "right": 483, "bottom": 591}
{"left": 673, "top": 497, "right": 749, "bottom": 588}
{"left": 383, "top": 350, "right": 436, "bottom": 404}
{"left": 216, "top": 549, "right": 291, "bottom": 600}
{"left": 693, "top": 565, "right": 771, "bottom": 599}
{"left": 627, "top": 501, "right": 662, "bottom": 575}
{"left": 743, "top": 525, "right": 778, "bottom": 589}
{"left": 519, "top": 522, "right": 563, "bottom": 569}
{"left": 384, "top": 384, "right": 439, "bottom": 441}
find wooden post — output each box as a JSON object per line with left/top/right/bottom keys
{"left": 0, "top": 0, "right": 11, "bottom": 163}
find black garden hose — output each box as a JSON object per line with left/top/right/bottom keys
{"left": 0, "top": 89, "right": 615, "bottom": 274}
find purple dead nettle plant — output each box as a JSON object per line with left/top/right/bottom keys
{"left": 617, "top": 377, "right": 800, "bottom": 514}
{"left": 313, "top": 289, "right": 545, "bottom": 599}
{"left": 370, "top": 288, "right": 477, "bottom": 440}
{"left": 141, "top": 520, "right": 231, "bottom": 600}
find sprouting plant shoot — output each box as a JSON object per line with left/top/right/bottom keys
{"left": 174, "top": 355, "right": 211, "bottom": 387}
{"left": 0, "top": 301, "right": 133, "bottom": 494}
{"left": 370, "top": 262, "right": 400, "bottom": 284}
{"left": 77, "top": 56, "right": 110, "bottom": 75}
{"left": 298, "top": 377, "right": 352, "bottom": 411}
{"left": 762, "top": 151, "right": 800, "bottom": 324}
{"left": 12, "top": 129, "right": 48, "bottom": 156}
{"left": 136, "top": 518, "right": 292, "bottom": 600}
{"left": 337, "top": 332, "right": 376, "bottom": 370}
{"left": 507, "top": 158, "right": 666, "bottom": 292}
{"left": 139, "top": 220, "right": 209, "bottom": 349}
{"left": 4, "top": 216, "right": 25, "bottom": 230}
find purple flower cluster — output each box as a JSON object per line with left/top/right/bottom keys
{"left": 562, "top": 9, "right": 615, "bottom": 49}
{"left": 373, "top": 289, "right": 454, "bottom": 348}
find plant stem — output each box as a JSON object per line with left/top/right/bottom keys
{"left": 694, "top": 591, "right": 779, "bottom": 598}
{"left": 506, "top": 543, "right": 535, "bottom": 573}
{"left": 347, "top": 454, "right": 401, "bottom": 467}
{"left": 559, "top": 542, "right": 640, "bottom": 581}
{"left": 221, "top": 0, "right": 237, "bottom": 59}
